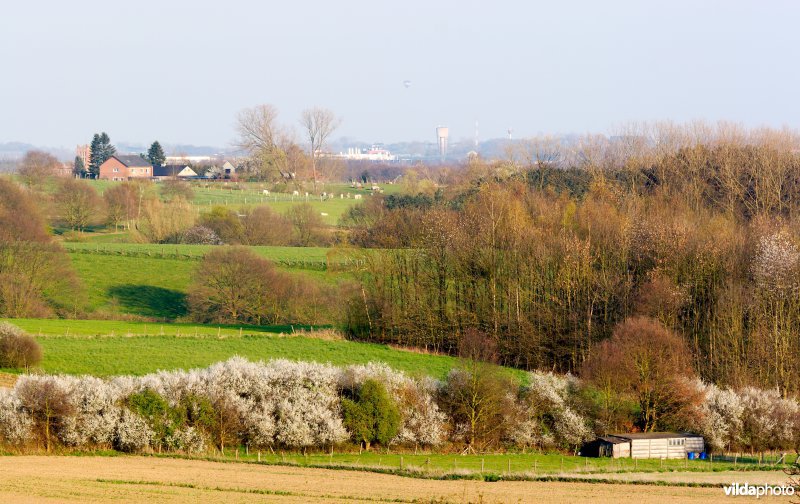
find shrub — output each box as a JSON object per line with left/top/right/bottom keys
{"left": 242, "top": 206, "right": 293, "bottom": 245}
{"left": 199, "top": 206, "right": 244, "bottom": 244}
{"left": 126, "top": 389, "right": 182, "bottom": 451}
{"left": 339, "top": 363, "right": 445, "bottom": 446}
{"left": 57, "top": 375, "right": 119, "bottom": 447}
{"left": 0, "top": 322, "right": 42, "bottom": 369}
{"left": 690, "top": 380, "right": 744, "bottom": 452}
{"left": 114, "top": 408, "right": 153, "bottom": 452}
{"left": 341, "top": 379, "right": 400, "bottom": 449}
{"left": 287, "top": 203, "right": 328, "bottom": 246}
{"left": 0, "top": 390, "right": 32, "bottom": 446}
{"left": 438, "top": 365, "right": 516, "bottom": 450}
{"left": 180, "top": 225, "right": 223, "bottom": 245}
{"left": 15, "top": 375, "right": 75, "bottom": 452}
{"left": 139, "top": 198, "right": 196, "bottom": 243}
{"left": 509, "top": 371, "right": 591, "bottom": 451}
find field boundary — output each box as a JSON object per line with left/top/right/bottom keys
{"left": 64, "top": 243, "right": 366, "bottom": 271}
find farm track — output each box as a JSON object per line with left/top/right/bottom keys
{"left": 0, "top": 456, "right": 763, "bottom": 503}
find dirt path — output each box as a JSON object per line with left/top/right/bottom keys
{"left": 0, "top": 456, "right": 766, "bottom": 503}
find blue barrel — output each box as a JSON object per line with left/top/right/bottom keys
{"left": 687, "top": 452, "right": 693, "bottom": 460}
{"left": 699, "top": 452, "right": 707, "bottom": 460}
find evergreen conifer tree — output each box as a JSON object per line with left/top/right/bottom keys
{"left": 87, "top": 132, "right": 116, "bottom": 178}
{"left": 72, "top": 156, "right": 85, "bottom": 177}
{"left": 147, "top": 141, "right": 166, "bottom": 166}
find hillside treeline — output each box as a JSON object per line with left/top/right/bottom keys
{"left": 346, "top": 125, "right": 800, "bottom": 396}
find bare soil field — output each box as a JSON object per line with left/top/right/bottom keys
{"left": 562, "top": 470, "right": 790, "bottom": 486}
{"left": 0, "top": 456, "right": 770, "bottom": 503}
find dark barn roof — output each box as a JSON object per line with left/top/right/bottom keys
{"left": 153, "top": 164, "right": 188, "bottom": 177}
{"left": 611, "top": 432, "right": 702, "bottom": 440}
{"left": 113, "top": 155, "right": 152, "bottom": 168}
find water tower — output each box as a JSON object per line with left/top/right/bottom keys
{"left": 436, "top": 126, "right": 449, "bottom": 162}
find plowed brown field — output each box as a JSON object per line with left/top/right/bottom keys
{"left": 0, "top": 456, "right": 775, "bottom": 503}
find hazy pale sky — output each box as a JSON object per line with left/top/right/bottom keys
{"left": 1, "top": 0, "right": 798, "bottom": 148}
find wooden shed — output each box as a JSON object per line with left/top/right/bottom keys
{"left": 582, "top": 432, "right": 704, "bottom": 459}
{"left": 580, "top": 435, "right": 631, "bottom": 458}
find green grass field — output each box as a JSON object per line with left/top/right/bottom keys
{"left": 190, "top": 450, "right": 784, "bottom": 476}
{"left": 65, "top": 242, "right": 335, "bottom": 262}
{"left": 64, "top": 244, "right": 354, "bottom": 318}
{"left": 84, "top": 180, "right": 373, "bottom": 225}
{"left": 1, "top": 318, "right": 462, "bottom": 379}
{"left": 69, "top": 253, "right": 192, "bottom": 317}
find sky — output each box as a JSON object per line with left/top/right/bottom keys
{"left": 1, "top": 0, "right": 798, "bottom": 149}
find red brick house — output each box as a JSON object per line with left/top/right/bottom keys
{"left": 98, "top": 155, "right": 153, "bottom": 180}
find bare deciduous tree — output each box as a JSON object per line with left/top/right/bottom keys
{"left": 18, "top": 150, "right": 59, "bottom": 188}
{"left": 236, "top": 104, "right": 300, "bottom": 181}
{"left": 300, "top": 107, "right": 340, "bottom": 193}
{"left": 55, "top": 179, "right": 101, "bottom": 231}
{"left": 237, "top": 104, "right": 280, "bottom": 154}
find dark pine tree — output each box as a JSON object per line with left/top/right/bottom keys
{"left": 72, "top": 156, "right": 85, "bottom": 177}
{"left": 88, "top": 132, "right": 116, "bottom": 178}
{"left": 147, "top": 141, "right": 166, "bottom": 166}
{"left": 99, "top": 132, "right": 116, "bottom": 162}
{"left": 88, "top": 134, "right": 102, "bottom": 177}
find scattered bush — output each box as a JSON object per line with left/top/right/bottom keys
{"left": 199, "top": 206, "right": 243, "bottom": 244}
{"left": 242, "top": 206, "right": 293, "bottom": 245}
{"left": 287, "top": 203, "right": 328, "bottom": 246}
{"left": 138, "top": 198, "right": 196, "bottom": 243}
{"left": 0, "top": 322, "right": 42, "bottom": 369}
{"left": 180, "top": 225, "right": 223, "bottom": 245}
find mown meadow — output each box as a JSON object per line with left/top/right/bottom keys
{"left": 1, "top": 318, "right": 465, "bottom": 379}
{"left": 64, "top": 243, "right": 354, "bottom": 318}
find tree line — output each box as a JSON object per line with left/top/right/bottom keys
{"left": 345, "top": 123, "right": 800, "bottom": 398}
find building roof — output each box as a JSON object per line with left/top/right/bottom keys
{"left": 113, "top": 155, "right": 152, "bottom": 168}
{"left": 597, "top": 435, "right": 631, "bottom": 444}
{"left": 153, "top": 164, "right": 189, "bottom": 177}
{"left": 611, "top": 432, "right": 702, "bottom": 440}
